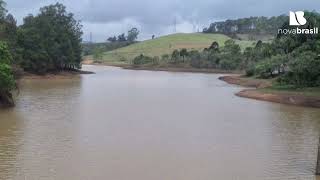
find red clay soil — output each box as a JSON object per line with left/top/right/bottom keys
{"left": 220, "top": 75, "right": 320, "bottom": 108}
{"left": 218, "top": 76, "right": 271, "bottom": 88}
{"left": 21, "top": 70, "right": 94, "bottom": 80}
{"left": 237, "top": 89, "right": 320, "bottom": 108}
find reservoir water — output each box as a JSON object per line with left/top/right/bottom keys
{"left": 0, "top": 65, "right": 320, "bottom": 180}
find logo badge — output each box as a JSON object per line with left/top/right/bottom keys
{"left": 289, "top": 11, "right": 307, "bottom": 26}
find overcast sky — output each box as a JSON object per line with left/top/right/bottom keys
{"left": 6, "top": 0, "right": 320, "bottom": 42}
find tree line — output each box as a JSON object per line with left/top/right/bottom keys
{"left": 0, "top": 1, "right": 83, "bottom": 106}
{"left": 133, "top": 11, "right": 320, "bottom": 88}
{"left": 203, "top": 15, "right": 287, "bottom": 36}
{"left": 83, "top": 27, "right": 140, "bottom": 57}
{"left": 107, "top": 27, "right": 139, "bottom": 43}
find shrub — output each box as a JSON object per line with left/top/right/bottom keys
{"left": 132, "top": 54, "right": 153, "bottom": 66}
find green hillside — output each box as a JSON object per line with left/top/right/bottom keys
{"left": 87, "top": 33, "right": 256, "bottom": 64}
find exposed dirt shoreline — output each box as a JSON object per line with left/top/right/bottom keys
{"left": 219, "top": 76, "right": 320, "bottom": 108}
{"left": 123, "top": 66, "right": 242, "bottom": 74}
{"left": 20, "top": 69, "right": 94, "bottom": 80}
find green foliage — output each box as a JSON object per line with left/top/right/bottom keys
{"left": 0, "top": 0, "right": 7, "bottom": 19}
{"left": 117, "top": 33, "right": 126, "bottom": 42}
{"left": 0, "top": 63, "right": 14, "bottom": 91}
{"left": 0, "top": 41, "right": 14, "bottom": 92}
{"left": 94, "top": 33, "right": 253, "bottom": 64}
{"left": 189, "top": 50, "right": 202, "bottom": 68}
{"left": 17, "top": 3, "right": 83, "bottom": 74}
{"left": 171, "top": 49, "right": 180, "bottom": 64}
{"left": 82, "top": 41, "right": 133, "bottom": 56}
{"left": 203, "top": 15, "right": 287, "bottom": 35}
{"left": 161, "top": 54, "right": 170, "bottom": 62}
{"left": 179, "top": 48, "right": 188, "bottom": 62}
{"left": 127, "top": 28, "right": 139, "bottom": 42}
{"left": 0, "top": 41, "right": 12, "bottom": 64}
{"left": 93, "top": 47, "right": 104, "bottom": 61}
{"left": 255, "top": 54, "right": 288, "bottom": 78}
{"left": 218, "top": 40, "right": 242, "bottom": 70}
{"left": 132, "top": 54, "right": 153, "bottom": 66}
{"left": 278, "top": 51, "right": 320, "bottom": 87}
{"left": 209, "top": 41, "right": 219, "bottom": 52}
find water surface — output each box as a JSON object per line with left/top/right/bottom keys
{"left": 0, "top": 65, "right": 320, "bottom": 180}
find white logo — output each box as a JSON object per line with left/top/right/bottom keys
{"left": 290, "top": 11, "right": 307, "bottom": 26}
{"left": 278, "top": 11, "right": 318, "bottom": 35}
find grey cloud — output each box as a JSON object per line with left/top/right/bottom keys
{"left": 6, "top": 0, "right": 320, "bottom": 42}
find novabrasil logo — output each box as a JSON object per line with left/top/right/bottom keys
{"left": 278, "top": 11, "right": 318, "bottom": 35}
{"left": 289, "top": 11, "right": 307, "bottom": 26}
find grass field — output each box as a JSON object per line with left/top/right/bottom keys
{"left": 86, "top": 33, "right": 256, "bottom": 64}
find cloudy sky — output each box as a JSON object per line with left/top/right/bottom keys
{"left": 6, "top": 0, "right": 320, "bottom": 42}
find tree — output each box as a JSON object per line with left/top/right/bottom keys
{"left": 107, "top": 36, "right": 117, "bottom": 42}
{"left": 223, "top": 39, "right": 241, "bottom": 54}
{"left": 282, "top": 51, "right": 320, "bottom": 87}
{"left": 93, "top": 47, "right": 103, "bottom": 61}
{"left": 0, "top": 41, "right": 15, "bottom": 107}
{"left": 127, "top": 28, "right": 139, "bottom": 42}
{"left": 171, "top": 50, "right": 180, "bottom": 64}
{"left": 189, "top": 50, "right": 202, "bottom": 68}
{"left": 132, "top": 54, "right": 152, "bottom": 66}
{"left": 179, "top": 48, "right": 188, "bottom": 62}
{"left": 0, "top": 0, "right": 7, "bottom": 19}
{"left": 117, "top": 33, "right": 126, "bottom": 42}
{"left": 18, "top": 3, "right": 83, "bottom": 73}
{"left": 209, "top": 41, "right": 219, "bottom": 51}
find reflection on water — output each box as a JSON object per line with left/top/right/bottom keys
{"left": 0, "top": 65, "right": 320, "bottom": 180}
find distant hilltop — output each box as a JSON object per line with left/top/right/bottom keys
{"left": 203, "top": 15, "right": 288, "bottom": 35}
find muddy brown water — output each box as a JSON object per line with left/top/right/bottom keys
{"left": 0, "top": 65, "right": 320, "bottom": 180}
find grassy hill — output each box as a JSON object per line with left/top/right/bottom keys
{"left": 86, "top": 33, "right": 256, "bottom": 65}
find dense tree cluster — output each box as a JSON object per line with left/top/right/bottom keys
{"left": 17, "top": 3, "right": 83, "bottom": 74}
{"left": 203, "top": 15, "right": 287, "bottom": 35}
{"left": 0, "top": 42, "right": 15, "bottom": 106}
{"left": 0, "top": 2, "right": 83, "bottom": 74}
{"left": 0, "top": 1, "right": 83, "bottom": 106}
{"left": 107, "top": 27, "right": 139, "bottom": 43}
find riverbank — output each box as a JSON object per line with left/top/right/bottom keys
{"left": 220, "top": 75, "right": 320, "bottom": 108}
{"left": 20, "top": 69, "right": 94, "bottom": 80}
{"left": 83, "top": 61, "right": 320, "bottom": 108}
{"left": 82, "top": 60, "right": 242, "bottom": 74}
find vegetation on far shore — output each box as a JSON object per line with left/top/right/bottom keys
{"left": 128, "top": 11, "right": 320, "bottom": 92}
{"left": 86, "top": 33, "right": 256, "bottom": 65}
